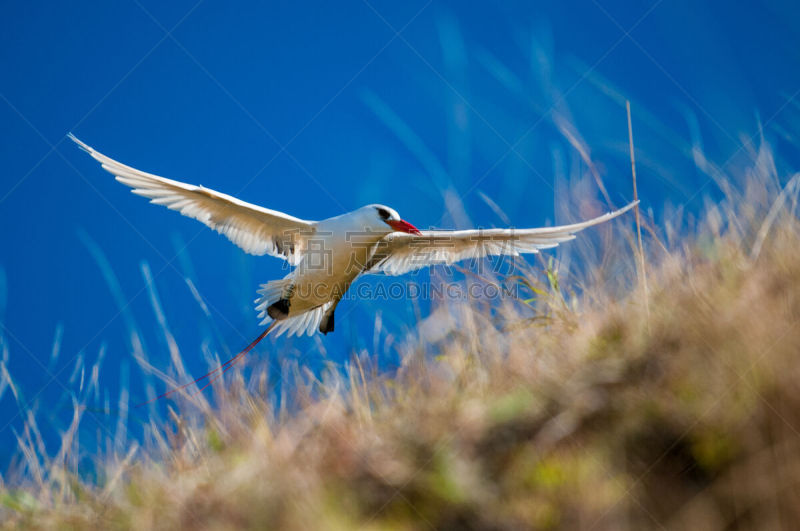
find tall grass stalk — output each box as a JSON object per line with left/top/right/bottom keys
{"left": 627, "top": 100, "right": 650, "bottom": 321}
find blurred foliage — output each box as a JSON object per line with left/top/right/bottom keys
{"left": 4, "top": 145, "right": 800, "bottom": 529}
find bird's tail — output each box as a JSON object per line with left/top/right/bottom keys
{"left": 255, "top": 276, "right": 293, "bottom": 325}
{"left": 135, "top": 322, "right": 277, "bottom": 408}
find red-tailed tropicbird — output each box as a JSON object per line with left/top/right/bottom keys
{"left": 70, "top": 134, "right": 637, "bottom": 339}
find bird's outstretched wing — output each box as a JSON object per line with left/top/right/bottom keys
{"left": 70, "top": 135, "right": 315, "bottom": 264}
{"left": 365, "top": 201, "right": 638, "bottom": 275}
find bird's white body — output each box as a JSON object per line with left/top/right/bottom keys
{"left": 70, "top": 135, "right": 637, "bottom": 337}
{"left": 256, "top": 208, "right": 390, "bottom": 336}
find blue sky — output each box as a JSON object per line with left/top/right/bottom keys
{"left": 1, "top": 0, "right": 799, "bottom": 463}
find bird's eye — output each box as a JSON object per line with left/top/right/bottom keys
{"left": 376, "top": 208, "right": 391, "bottom": 220}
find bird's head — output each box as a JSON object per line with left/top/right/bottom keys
{"left": 360, "top": 204, "right": 421, "bottom": 235}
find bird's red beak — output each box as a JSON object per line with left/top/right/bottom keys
{"left": 386, "top": 219, "right": 421, "bottom": 235}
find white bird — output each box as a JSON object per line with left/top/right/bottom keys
{"left": 70, "top": 134, "right": 637, "bottom": 338}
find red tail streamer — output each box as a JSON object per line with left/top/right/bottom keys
{"left": 191, "top": 357, "right": 241, "bottom": 396}
{"left": 135, "top": 322, "right": 277, "bottom": 408}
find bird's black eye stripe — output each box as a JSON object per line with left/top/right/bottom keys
{"left": 376, "top": 207, "right": 391, "bottom": 220}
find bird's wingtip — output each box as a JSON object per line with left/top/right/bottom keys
{"left": 67, "top": 133, "right": 91, "bottom": 153}
{"left": 616, "top": 199, "right": 640, "bottom": 215}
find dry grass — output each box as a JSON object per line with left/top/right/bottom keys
{"left": 4, "top": 141, "right": 800, "bottom": 530}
